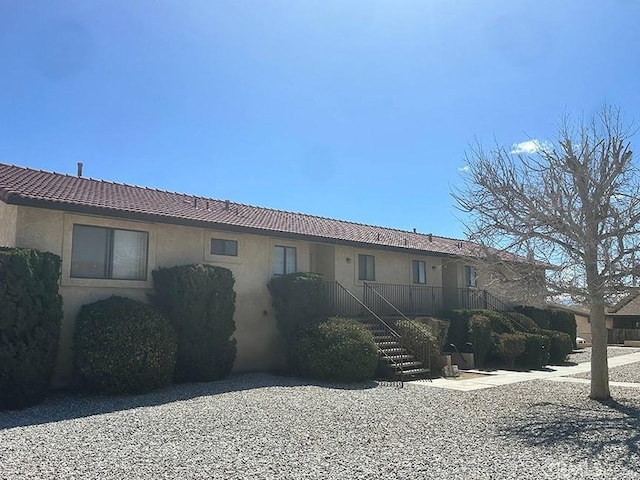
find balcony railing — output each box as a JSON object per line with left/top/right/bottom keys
{"left": 363, "top": 283, "right": 443, "bottom": 316}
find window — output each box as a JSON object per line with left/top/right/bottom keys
{"left": 465, "top": 265, "right": 478, "bottom": 288}
{"left": 274, "top": 246, "right": 296, "bottom": 275}
{"left": 71, "top": 225, "right": 148, "bottom": 280}
{"left": 412, "top": 260, "right": 426, "bottom": 284}
{"left": 211, "top": 238, "right": 238, "bottom": 256}
{"left": 358, "top": 254, "right": 375, "bottom": 281}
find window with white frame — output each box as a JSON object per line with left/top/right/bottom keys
{"left": 358, "top": 254, "right": 375, "bottom": 281}
{"left": 211, "top": 238, "right": 238, "bottom": 256}
{"left": 465, "top": 265, "right": 478, "bottom": 288}
{"left": 274, "top": 245, "right": 296, "bottom": 275}
{"left": 412, "top": 260, "right": 426, "bottom": 284}
{"left": 71, "top": 224, "right": 148, "bottom": 280}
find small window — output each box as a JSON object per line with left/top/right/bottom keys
{"left": 465, "top": 265, "right": 478, "bottom": 288}
{"left": 358, "top": 254, "right": 375, "bottom": 281}
{"left": 274, "top": 246, "right": 296, "bottom": 275}
{"left": 412, "top": 260, "right": 426, "bottom": 284}
{"left": 211, "top": 238, "right": 238, "bottom": 256}
{"left": 71, "top": 224, "right": 148, "bottom": 280}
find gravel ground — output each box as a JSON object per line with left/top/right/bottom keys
{"left": 570, "top": 361, "right": 640, "bottom": 383}
{"left": 1, "top": 373, "right": 640, "bottom": 479}
{"left": 567, "top": 346, "right": 640, "bottom": 365}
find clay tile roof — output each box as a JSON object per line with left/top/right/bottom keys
{"left": 0, "top": 162, "right": 520, "bottom": 260}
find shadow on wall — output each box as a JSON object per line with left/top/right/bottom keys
{"left": 0, "top": 373, "right": 378, "bottom": 430}
{"left": 500, "top": 398, "right": 640, "bottom": 469}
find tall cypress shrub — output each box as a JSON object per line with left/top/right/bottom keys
{"left": 152, "top": 264, "right": 236, "bottom": 383}
{"left": 0, "top": 247, "right": 62, "bottom": 409}
{"left": 267, "top": 272, "right": 330, "bottom": 341}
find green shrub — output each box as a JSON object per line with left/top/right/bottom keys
{"left": 542, "top": 329, "right": 573, "bottom": 364}
{"left": 440, "top": 309, "right": 472, "bottom": 351}
{"left": 267, "top": 272, "right": 330, "bottom": 341}
{"left": 518, "top": 333, "right": 550, "bottom": 369}
{"left": 292, "top": 317, "right": 377, "bottom": 382}
{"left": 549, "top": 309, "right": 577, "bottom": 349}
{"left": 152, "top": 264, "right": 236, "bottom": 383}
{"left": 497, "top": 333, "right": 526, "bottom": 369}
{"left": 514, "top": 306, "right": 550, "bottom": 329}
{"left": 395, "top": 318, "right": 440, "bottom": 372}
{"left": 516, "top": 306, "right": 578, "bottom": 349}
{"left": 506, "top": 311, "right": 540, "bottom": 333}
{"left": 468, "top": 314, "right": 494, "bottom": 369}
{"left": 0, "top": 247, "right": 62, "bottom": 409}
{"left": 73, "top": 296, "right": 177, "bottom": 394}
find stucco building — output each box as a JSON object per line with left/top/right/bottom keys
{"left": 0, "top": 163, "right": 534, "bottom": 383}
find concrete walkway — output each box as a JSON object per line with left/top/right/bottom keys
{"left": 411, "top": 351, "right": 640, "bottom": 391}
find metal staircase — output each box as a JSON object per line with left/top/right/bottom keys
{"left": 328, "top": 281, "right": 431, "bottom": 381}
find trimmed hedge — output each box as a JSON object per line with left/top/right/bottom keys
{"left": 515, "top": 306, "right": 578, "bottom": 349}
{"left": 468, "top": 314, "right": 493, "bottom": 369}
{"left": 0, "top": 247, "right": 62, "bottom": 410}
{"left": 441, "top": 308, "right": 552, "bottom": 369}
{"left": 267, "top": 272, "right": 330, "bottom": 342}
{"left": 291, "top": 317, "right": 378, "bottom": 382}
{"left": 440, "top": 309, "right": 472, "bottom": 352}
{"left": 519, "top": 333, "right": 550, "bottom": 369}
{"left": 497, "top": 333, "right": 526, "bottom": 369}
{"left": 73, "top": 296, "right": 177, "bottom": 394}
{"left": 542, "top": 329, "right": 573, "bottom": 364}
{"left": 152, "top": 264, "right": 236, "bottom": 383}
{"left": 550, "top": 310, "right": 577, "bottom": 349}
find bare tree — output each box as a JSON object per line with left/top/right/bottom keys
{"left": 453, "top": 106, "right": 640, "bottom": 400}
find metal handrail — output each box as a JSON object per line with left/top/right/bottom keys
{"left": 332, "top": 282, "right": 405, "bottom": 378}
{"left": 364, "top": 282, "right": 415, "bottom": 325}
{"left": 364, "top": 282, "right": 431, "bottom": 377}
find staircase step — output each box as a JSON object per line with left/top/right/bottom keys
{"left": 394, "top": 360, "right": 423, "bottom": 369}
{"left": 380, "top": 347, "right": 404, "bottom": 355}
{"left": 399, "top": 368, "right": 431, "bottom": 377}
{"left": 384, "top": 354, "right": 414, "bottom": 362}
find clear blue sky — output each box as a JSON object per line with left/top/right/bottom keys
{"left": 1, "top": 1, "right": 639, "bottom": 239}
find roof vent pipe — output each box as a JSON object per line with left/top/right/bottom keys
{"left": 77, "top": 162, "right": 83, "bottom": 177}
{"left": 225, "top": 200, "right": 230, "bottom": 210}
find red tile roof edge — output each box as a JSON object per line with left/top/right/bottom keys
{"left": 0, "top": 162, "right": 529, "bottom": 262}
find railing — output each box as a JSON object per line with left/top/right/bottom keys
{"left": 458, "top": 288, "right": 532, "bottom": 332}
{"left": 327, "top": 281, "right": 406, "bottom": 377}
{"left": 364, "top": 283, "right": 443, "bottom": 316}
{"left": 363, "top": 283, "right": 431, "bottom": 377}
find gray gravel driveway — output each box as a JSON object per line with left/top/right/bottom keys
{"left": 1, "top": 353, "right": 639, "bottom": 479}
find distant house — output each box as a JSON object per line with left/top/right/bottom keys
{"left": 0, "top": 163, "right": 540, "bottom": 384}
{"left": 606, "top": 291, "right": 640, "bottom": 344}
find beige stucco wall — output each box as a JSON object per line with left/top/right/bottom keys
{"left": 0, "top": 200, "right": 17, "bottom": 247}
{"left": 11, "top": 205, "right": 314, "bottom": 385}
{"left": 11, "top": 203, "right": 538, "bottom": 386}
{"left": 333, "top": 244, "right": 443, "bottom": 300}
{"left": 575, "top": 313, "right": 592, "bottom": 343}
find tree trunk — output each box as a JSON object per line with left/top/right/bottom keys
{"left": 589, "top": 299, "right": 610, "bottom": 400}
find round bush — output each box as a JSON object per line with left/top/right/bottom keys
{"left": 73, "top": 296, "right": 177, "bottom": 394}
{"left": 292, "top": 317, "right": 378, "bottom": 383}
{"left": 542, "top": 329, "right": 573, "bottom": 364}
{"left": 497, "top": 333, "right": 526, "bottom": 369}
{"left": 468, "top": 314, "right": 494, "bottom": 369}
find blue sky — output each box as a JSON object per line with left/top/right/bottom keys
{"left": 1, "top": 1, "right": 639, "bottom": 239}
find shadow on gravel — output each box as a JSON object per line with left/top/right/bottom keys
{"left": 501, "top": 398, "right": 640, "bottom": 468}
{"left": 0, "top": 373, "right": 378, "bottom": 430}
